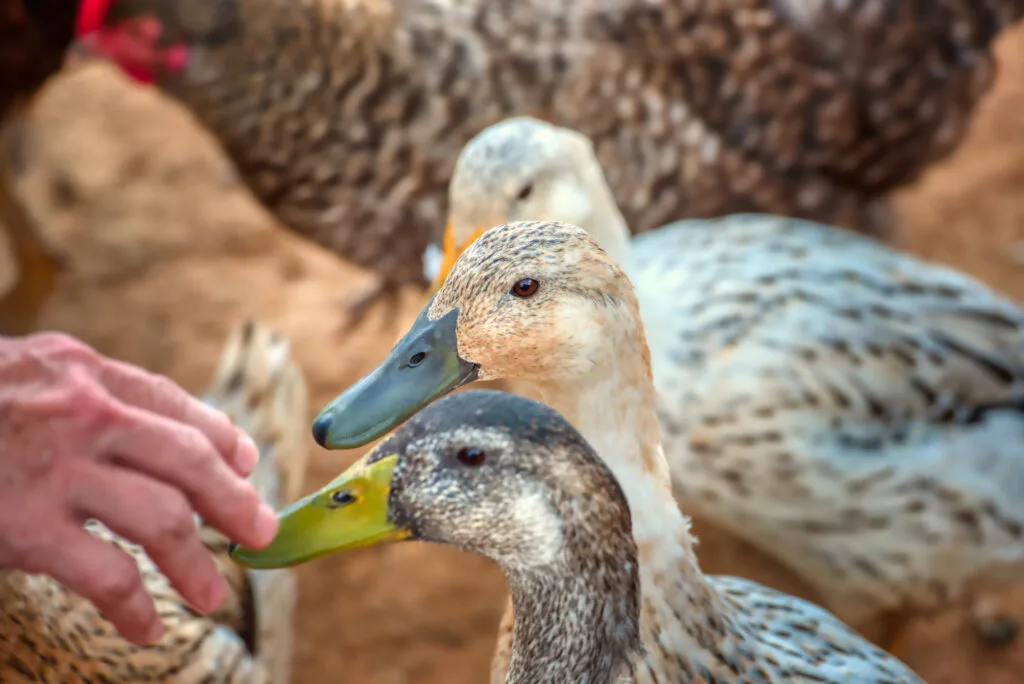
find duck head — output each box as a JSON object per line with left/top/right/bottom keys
{"left": 425, "top": 117, "right": 631, "bottom": 293}
{"left": 231, "top": 389, "right": 635, "bottom": 574}
{"left": 314, "top": 220, "right": 645, "bottom": 450}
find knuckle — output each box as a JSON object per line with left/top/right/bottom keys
{"left": 174, "top": 425, "right": 218, "bottom": 471}
{"left": 64, "top": 371, "right": 119, "bottom": 427}
{"left": 140, "top": 371, "right": 193, "bottom": 418}
{"left": 91, "top": 558, "right": 141, "bottom": 604}
{"left": 30, "top": 332, "right": 98, "bottom": 365}
{"left": 5, "top": 529, "right": 51, "bottom": 574}
{"left": 233, "top": 481, "right": 261, "bottom": 516}
{"left": 63, "top": 367, "right": 104, "bottom": 401}
{"left": 152, "top": 493, "right": 198, "bottom": 541}
{"left": 147, "top": 373, "right": 186, "bottom": 402}
{"left": 203, "top": 403, "right": 234, "bottom": 433}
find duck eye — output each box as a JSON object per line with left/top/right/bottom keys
{"left": 516, "top": 183, "right": 533, "bottom": 201}
{"left": 456, "top": 446, "right": 486, "bottom": 466}
{"left": 510, "top": 278, "right": 539, "bottom": 298}
{"left": 331, "top": 489, "right": 358, "bottom": 507}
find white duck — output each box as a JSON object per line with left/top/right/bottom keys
{"left": 424, "top": 117, "right": 1024, "bottom": 647}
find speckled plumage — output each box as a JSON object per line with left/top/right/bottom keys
{"left": 584, "top": 0, "right": 1024, "bottom": 194}
{"left": 89, "top": 0, "right": 1024, "bottom": 306}
{"left": 635, "top": 215, "right": 1024, "bottom": 627}
{"left": 444, "top": 120, "right": 1024, "bottom": 643}
{"left": 0, "top": 320, "right": 309, "bottom": 683}
{"left": 411, "top": 220, "right": 926, "bottom": 682}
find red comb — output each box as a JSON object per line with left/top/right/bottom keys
{"left": 76, "top": 0, "right": 115, "bottom": 36}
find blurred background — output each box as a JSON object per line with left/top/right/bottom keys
{"left": 3, "top": 23, "right": 1024, "bottom": 684}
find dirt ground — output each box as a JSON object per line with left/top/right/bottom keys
{"left": 3, "top": 26, "right": 1024, "bottom": 684}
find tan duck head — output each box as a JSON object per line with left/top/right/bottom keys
{"left": 316, "top": 219, "right": 652, "bottom": 454}
{"left": 232, "top": 389, "right": 643, "bottom": 683}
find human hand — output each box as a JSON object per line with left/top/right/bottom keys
{"left": 0, "top": 332, "right": 279, "bottom": 645}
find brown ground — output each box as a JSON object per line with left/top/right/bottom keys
{"left": 3, "top": 26, "right": 1024, "bottom": 684}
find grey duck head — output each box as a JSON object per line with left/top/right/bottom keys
{"left": 232, "top": 388, "right": 643, "bottom": 682}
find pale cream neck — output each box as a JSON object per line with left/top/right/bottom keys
{"left": 577, "top": 164, "right": 632, "bottom": 269}
{"left": 528, "top": 296, "right": 747, "bottom": 675}
{"left": 532, "top": 300, "right": 715, "bottom": 589}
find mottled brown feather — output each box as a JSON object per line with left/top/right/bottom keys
{"left": 89, "top": 0, "right": 1024, "bottom": 295}
{"left": 585, "top": 0, "right": 1024, "bottom": 193}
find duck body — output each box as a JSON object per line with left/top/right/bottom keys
{"left": 632, "top": 213, "right": 1024, "bottom": 623}
{"left": 442, "top": 117, "right": 1024, "bottom": 633}
{"left": 584, "top": 0, "right": 1024, "bottom": 195}
{"left": 80, "top": 0, "right": 934, "bottom": 304}
{"left": 309, "top": 220, "right": 925, "bottom": 682}
{"left": 0, "top": 321, "right": 309, "bottom": 683}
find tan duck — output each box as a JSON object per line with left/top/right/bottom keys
{"left": 72, "top": 0, "right": 1024, "bottom": 330}
{"left": 0, "top": 320, "right": 309, "bottom": 683}
{"left": 234, "top": 389, "right": 645, "bottom": 684}
{"left": 429, "top": 116, "right": 1024, "bottom": 648}
{"left": 306, "top": 221, "right": 926, "bottom": 683}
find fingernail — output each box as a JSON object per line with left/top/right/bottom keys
{"left": 255, "top": 503, "right": 279, "bottom": 547}
{"left": 235, "top": 430, "right": 260, "bottom": 475}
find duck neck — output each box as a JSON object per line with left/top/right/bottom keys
{"left": 535, "top": 304, "right": 744, "bottom": 669}
{"left": 502, "top": 548, "right": 640, "bottom": 683}
{"left": 582, "top": 168, "right": 633, "bottom": 269}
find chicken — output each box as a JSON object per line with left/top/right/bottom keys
{"left": 0, "top": 320, "right": 310, "bottom": 683}
{"left": 73, "top": 0, "right": 1023, "bottom": 336}
{"left": 0, "top": 0, "right": 79, "bottom": 335}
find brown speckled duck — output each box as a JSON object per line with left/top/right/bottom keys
{"left": 0, "top": 320, "right": 309, "bottom": 683}
{"left": 303, "top": 222, "right": 927, "bottom": 683}
{"left": 73, "top": 0, "right": 1024, "bottom": 332}
{"left": 582, "top": 0, "right": 1024, "bottom": 195}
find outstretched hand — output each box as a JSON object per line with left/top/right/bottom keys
{"left": 0, "top": 332, "right": 279, "bottom": 645}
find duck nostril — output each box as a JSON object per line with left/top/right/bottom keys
{"left": 408, "top": 351, "right": 427, "bottom": 367}
{"left": 331, "top": 489, "right": 358, "bottom": 506}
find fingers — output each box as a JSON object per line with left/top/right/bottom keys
{"left": 106, "top": 404, "right": 278, "bottom": 550}
{"left": 96, "top": 358, "right": 258, "bottom": 477}
{"left": 71, "top": 462, "right": 228, "bottom": 616}
{"left": 39, "top": 524, "right": 163, "bottom": 646}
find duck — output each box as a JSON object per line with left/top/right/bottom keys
{"left": 306, "top": 221, "right": 926, "bottom": 683}
{"left": 68, "top": 0, "right": 1020, "bottom": 333}
{"left": 429, "top": 116, "right": 1024, "bottom": 646}
{"left": 0, "top": 320, "right": 309, "bottom": 683}
{"left": 234, "top": 389, "right": 645, "bottom": 684}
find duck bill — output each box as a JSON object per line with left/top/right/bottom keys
{"left": 230, "top": 453, "right": 408, "bottom": 569}
{"left": 312, "top": 304, "right": 479, "bottom": 449}
{"left": 427, "top": 222, "right": 488, "bottom": 294}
